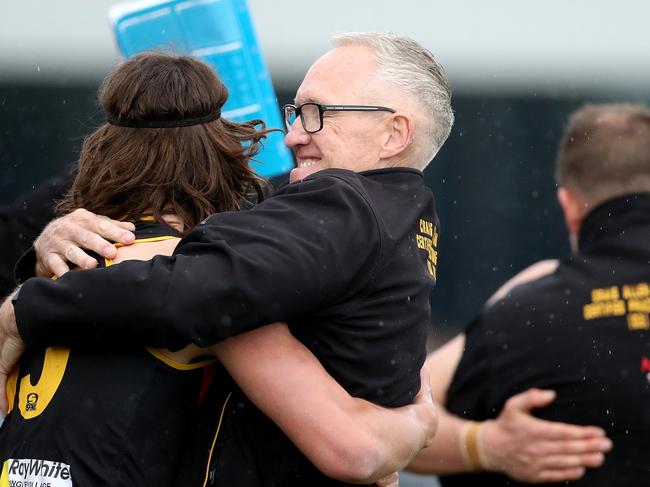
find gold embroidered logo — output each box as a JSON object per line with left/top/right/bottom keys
{"left": 583, "top": 282, "right": 650, "bottom": 330}
{"left": 416, "top": 218, "right": 438, "bottom": 278}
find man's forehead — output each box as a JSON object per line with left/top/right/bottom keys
{"left": 293, "top": 75, "right": 333, "bottom": 106}
{"left": 294, "top": 46, "right": 378, "bottom": 105}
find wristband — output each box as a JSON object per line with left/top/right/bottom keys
{"left": 463, "top": 421, "right": 484, "bottom": 470}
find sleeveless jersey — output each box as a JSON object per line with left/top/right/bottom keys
{"left": 0, "top": 220, "right": 216, "bottom": 486}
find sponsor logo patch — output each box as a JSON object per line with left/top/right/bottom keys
{"left": 25, "top": 393, "right": 38, "bottom": 412}
{"left": 1, "top": 458, "right": 72, "bottom": 487}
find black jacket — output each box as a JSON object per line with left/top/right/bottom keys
{"left": 0, "top": 176, "right": 70, "bottom": 297}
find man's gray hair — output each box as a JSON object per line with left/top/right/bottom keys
{"left": 331, "top": 32, "right": 454, "bottom": 168}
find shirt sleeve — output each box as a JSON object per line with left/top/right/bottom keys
{"left": 1, "top": 176, "right": 71, "bottom": 296}
{"left": 14, "top": 174, "right": 381, "bottom": 350}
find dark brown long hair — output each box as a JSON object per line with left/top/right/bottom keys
{"left": 57, "top": 51, "right": 271, "bottom": 231}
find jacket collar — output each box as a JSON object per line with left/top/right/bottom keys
{"left": 578, "top": 192, "right": 650, "bottom": 253}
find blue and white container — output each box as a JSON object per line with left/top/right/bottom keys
{"left": 109, "top": 0, "right": 293, "bottom": 177}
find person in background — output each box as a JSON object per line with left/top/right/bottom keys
{"left": 411, "top": 103, "right": 650, "bottom": 486}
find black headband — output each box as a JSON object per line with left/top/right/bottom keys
{"left": 107, "top": 110, "right": 221, "bottom": 128}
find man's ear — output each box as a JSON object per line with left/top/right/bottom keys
{"left": 557, "top": 186, "right": 588, "bottom": 235}
{"left": 379, "top": 114, "right": 413, "bottom": 159}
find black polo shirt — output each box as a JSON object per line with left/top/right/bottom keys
{"left": 442, "top": 193, "right": 650, "bottom": 487}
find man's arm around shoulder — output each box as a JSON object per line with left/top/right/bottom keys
{"left": 13, "top": 176, "right": 381, "bottom": 351}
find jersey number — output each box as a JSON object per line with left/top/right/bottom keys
{"left": 17, "top": 347, "right": 70, "bottom": 419}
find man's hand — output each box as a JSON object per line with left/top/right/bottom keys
{"left": 481, "top": 388, "right": 613, "bottom": 483}
{"left": 375, "top": 472, "right": 399, "bottom": 487}
{"left": 412, "top": 362, "right": 438, "bottom": 449}
{"left": 0, "top": 297, "right": 25, "bottom": 415}
{"left": 34, "top": 208, "right": 135, "bottom": 277}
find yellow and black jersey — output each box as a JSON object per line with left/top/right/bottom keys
{"left": 0, "top": 220, "right": 216, "bottom": 487}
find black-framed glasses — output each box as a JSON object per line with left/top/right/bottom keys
{"left": 283, "top": 103, "right": 396, "bottom": 133}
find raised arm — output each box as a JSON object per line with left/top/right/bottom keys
{"left": 213, "top": 322, "right": 437, "bottom": 483}
{"left": 407, "top": 335, "right": 612, "bottom": 482}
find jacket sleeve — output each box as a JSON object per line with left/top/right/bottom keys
{"left": 14, "top": 175, "right": 381, "bottom": 350}
{"left": 0, "top": 176, "right": 71, "bottom": 296}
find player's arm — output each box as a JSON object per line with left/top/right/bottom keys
{"left": 0, "top": 294, "right": 24, "bottom": 414}
{"left": 212, "top": 322, "right": 437, "bottom": 483}
{"left": 407, "top": 335, "right": 466, "bottom": 473}
{"left": 408, "top": 328, "right": 611, "bottom": 481}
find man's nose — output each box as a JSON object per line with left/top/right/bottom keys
{"left": 284, "top": 119, "right": 310, "bottom": 149}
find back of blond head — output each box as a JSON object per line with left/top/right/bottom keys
{"left": 555, "top": 103, "right": 650, "bottom": 206}
{"left": 330, "top": 32, "right": 453, "bottom": 168}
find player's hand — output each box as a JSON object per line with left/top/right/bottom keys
{"left": 480, "top": 388, "right": 612, "bottom": 483}
{"left": 412, "top": 362, "right": 438, "bottom": 448}
{"left": 34, "top": 208, "right": 135, "bottom": 277}
{"left": 374, "top": 471, "right": 399, "bottom": 487}
{"left": 0, "top": 297, "right": 25, "bottom": 415}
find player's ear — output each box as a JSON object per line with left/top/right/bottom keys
{"left": 557, "top": 186, "right": 588, "bottom": 235}
{"left": 379, "top": 113, "right": 412, "bottom": 159}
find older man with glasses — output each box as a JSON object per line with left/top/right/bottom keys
{"left": 280, "top": 34, "right": 451, "bottom": 185}
{"left": 0, "top": 32, "right": 608, "bottom": 486}
{"left": 0, "top": 31, "right": 446, "bottom": 486}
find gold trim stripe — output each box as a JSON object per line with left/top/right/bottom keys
{"left": 202, "top": 392, "right": 232, "bottom": 487}
{"left": 145, "top": 348, "right": 215, "bottom": 370}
